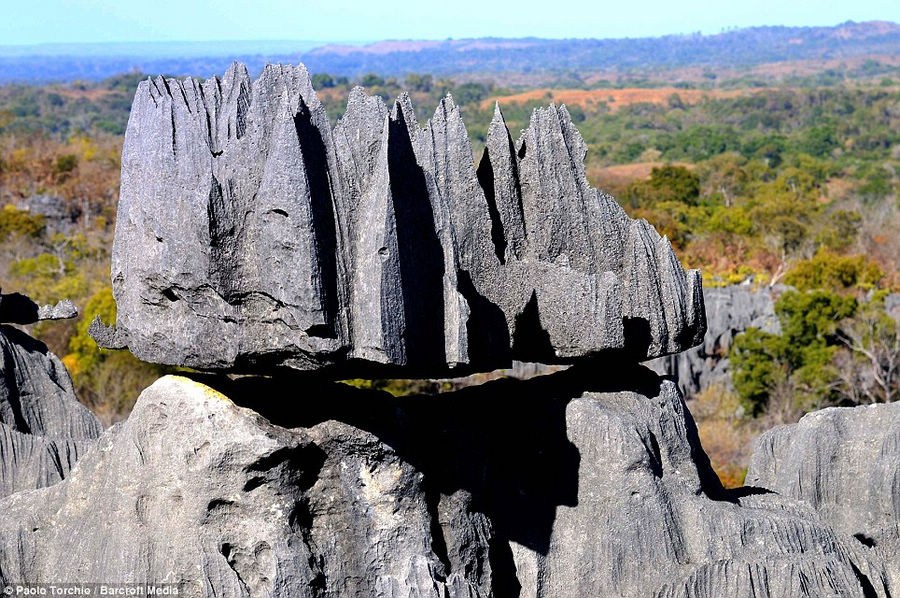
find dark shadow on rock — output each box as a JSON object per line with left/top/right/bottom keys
{"left": 0, "top": 325, "right": 43, "bottom": 433}
{"left": 388, "top": 108, "right": 446, "bottom": 369}
{"left": 0, "top": 293, "right": 39, "bottom": 325}
{"left": 622, "top": 316, "right": 652, "bottom": 360}
{"left": 853, "top": 533, "right": 877, "bottom": 548}
{"left": 849, "top": 560, "right": 880, "bottom": 598}
{"left": 201, "top": 356, "right": 671, "bottom": 562}
{"left": 207, "top": 175, "right": 240, "bottom": 301}
{"left": 457, "top": 269, "right": 511, "bottom": 371}
{"left": 713, "top": 485, "right": 774, "bottom": 504}
{"left": 294, "top": 98, "right": 339, "bottom": 339}
{"left": 511, "top": 291, "right": 554, "bottom": 364}
{"left": 475, "top": 146, "right": 507, "bottom": 264}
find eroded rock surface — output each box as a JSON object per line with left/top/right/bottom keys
{"left": 747, "top": 402, "right": 900, "bottom": 591}
{"left": 97, "top": 63, "right": 705, "bottom": 375}
{"left": 0, "top": 292, "right": 78, "bottom": 324}
{"left": 1, "top": 369, "right": 891, "bottom": 597}
{"left": 0, "top": 375, "right": 494, "bottom": 596}
{"left": 0, "top": 324, "right": 101, "bottom": 498}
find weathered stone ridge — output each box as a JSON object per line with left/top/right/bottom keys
{"left": 0, "top": 325, "right": 101, "bottom": 498}
{"left": 747, "top": 402, "right": 900, "bottom": 591}
{"left": 97, "top": 62, "right": 705, "bottom": 375}
{"left": 1, "top": 371, "right": 893, "bottom": 597}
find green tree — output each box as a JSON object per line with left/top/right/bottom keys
{"left": 731, "top": 290, "right": 857, "bottom": 417}
{"left": 359, "top": 73, "right": 385, "bottom": 88}
{"left": 784, "top": 251, "right": 883, "bottom": 292}
{"left": 0, "top": 205, "right": 45, "bottom": 240}
{"left": 311, "top": 73, "right": 335, "bottom": 89}
{"left": 404, "top": 73, "right": 433, "bottom": 92}
{"left": 731, "top": 328, "right": 790, "bottom": 415}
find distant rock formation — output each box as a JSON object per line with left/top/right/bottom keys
{"left": 747, "top": 403, "right": 900, "bottom": 591}
{"left": 94, "top": 63, "right": 705, "bottom": 376}
{"left": 1, "top": 371, "right": 893, "bottom": 597}
{"left": 16, "top": 194, "right": 82, "bottom": 236}
{"left": 649, "top": 284, "right": 780, "bottom": 398}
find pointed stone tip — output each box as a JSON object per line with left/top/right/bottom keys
{"left": 88, "top": 315, "right": 127, "bottom": 350}
{"left": 391, "top": 92, "right": 416, "bottom": 124}
{"left": 225, "top": 61, "right": 249, "bottom": 78}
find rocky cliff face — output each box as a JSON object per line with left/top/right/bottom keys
{"left": 94, "top": 63, "right": 705, "bottom": 376}
{"left": 747, "top": 403, "right": 900, "bottom": 592}
{"left": 0, "top": 321, "right": 101, "bottom": 499}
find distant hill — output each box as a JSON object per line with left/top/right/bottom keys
{"left": 0, "top": 21, "right": 897, "bottom": 83}
{"left": 301, "top": 21, "right": 900, "bottom": 77}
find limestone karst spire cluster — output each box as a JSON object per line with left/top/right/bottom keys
{"left": 92, "top": 62, "right": 705, "bottom": 374}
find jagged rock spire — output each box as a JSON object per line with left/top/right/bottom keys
{"left": 96, "top": 63, "right": 706, "bottom": 375}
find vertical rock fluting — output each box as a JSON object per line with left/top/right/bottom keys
{"left": 96, "top": 63, "right": 706, "bottom": 375}
{"left": 747, "top": 403, "right": 900, "bottom": 592}
{"left": 0, "top": 325, "right": 101, "bottom": 498}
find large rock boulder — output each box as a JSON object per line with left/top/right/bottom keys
{"left": 0, "top": 375, "right": 495, "bottom": 596}
{"left": 649, "top": 284, "right": 779, "bottom": 397}
{"left": 1, "top": 369, "right": 891, "bottom": 597}
{"left": 747, "top": 402, "right": 900, "bottom": 590}
{"left": 0, "top": 324, "right": 101, "bottom": 498}
{"left": 94, "top": 63, "right": 705, "bottom": 376}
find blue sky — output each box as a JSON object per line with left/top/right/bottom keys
{"left": 2, "top": 0, "right": 898, "bottom": 46}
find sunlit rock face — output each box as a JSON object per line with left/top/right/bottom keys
{"left": 95, "top": 62, "right": 705, "bottom": 376}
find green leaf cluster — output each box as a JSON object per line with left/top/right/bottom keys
{"left": 731, "top": 290, "right": 857, "bottom": 415}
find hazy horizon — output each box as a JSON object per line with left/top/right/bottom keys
{"left": 3, "top": 0, "right": 898, "bottom": 48}
{"left": 0, "top": 19, "right": 896, "bottom": 58}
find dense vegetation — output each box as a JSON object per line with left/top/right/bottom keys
{"left": 0, "top": 64, "right": 897, "bottom": 449}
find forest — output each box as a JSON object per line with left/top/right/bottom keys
{"left": 0, "top": 64, "right": 896, "bottom": 484}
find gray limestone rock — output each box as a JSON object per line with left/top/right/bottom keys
{"left": 0, "top": 292, "right": 78, "bottom": 324}
{"left": 509, "top": 374, "right": 893, "bottom": 598}
{"left": 0, "top": 325, "right": 101, "bottom": 498}
{"left": 1, "top": 368, "right": 892, "bottom": 597}
{"left": 746, "top": 402, "right": 900, "bottom": 590}
{"left": 97, "top": 63, "right": 706, "bottom": 375}
{"left": 649, "top": 284, "right": 780, "bottom": 398}
{"left": 0, "top": 375, "right": 491, "bottom": 597}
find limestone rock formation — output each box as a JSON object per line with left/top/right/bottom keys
{"left": 0, "top": 375, "right": 495, "bottom": 596}
{"left": 0, "top": 324, "right": 101, "bottom": 498}
{"left": 0, "top": 291, "right": 78, "bottom": 324}
{"left": 649, "top": 284, "right": 780, "bottom": 397}
{"left": 95, "top": 63, "right": 705, "bottom": 375}
{"left": 747, "top": 403, "right": 900, "bottom": 590}
{"left": 3, "top": 64, "right": 892, "bottom": 598}
{"left": 2, "top": 369, "right": 893, "bottom": 597}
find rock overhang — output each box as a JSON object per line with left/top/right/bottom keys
{"left": 92, "top": 62, "right": 706, "bottom": 376}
